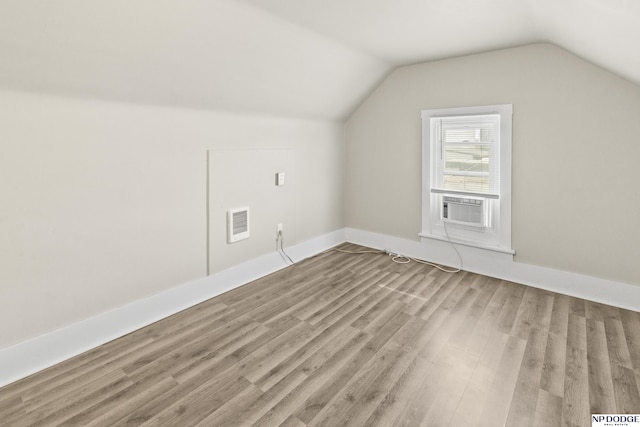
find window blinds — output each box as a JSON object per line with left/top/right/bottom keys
{"left": 431, "top": 114, "right": 500, "bottom": 198}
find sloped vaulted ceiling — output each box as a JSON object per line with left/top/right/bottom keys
{"left": 0, "top": 0, "right": 389, "bottom": 120}
{"left": 0, "top": 0, "right": 638, "bottom": 120}
{"left": 245, "top": 0, "right": 640, "bottom": 86}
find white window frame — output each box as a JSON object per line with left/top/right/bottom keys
{"left": 420, "top": 104, "right": 513, "bottom": 254}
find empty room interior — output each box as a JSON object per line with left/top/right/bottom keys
{"left": 2, "top": 0, "right": 640, "bottom": 426}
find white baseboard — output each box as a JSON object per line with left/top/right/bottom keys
{"left": 345, "top": 227, "right": 640, "bottom": 313}
{"left": 0, "top": 229, "right": 346, "bottom": 388}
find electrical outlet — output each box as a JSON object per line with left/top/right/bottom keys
{"left": 277, "top": 223, "right": 283, "bottom": 233}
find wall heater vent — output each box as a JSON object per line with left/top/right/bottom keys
{"left": 227, "top": 207, "right": 250, "bottom": 243}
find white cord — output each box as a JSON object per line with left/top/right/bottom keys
{"left": 389, "top": 253, "right": 411, "bottom": 264}
{"left": 442, "top": 221, "right": 463, "bottom": 272}
{"left": 276, "top": 230, "right": 294, "bottom": 264}
{"left": 385, "top": 252, "right": 460, "bottom": 273}
{"left": 329, "top": 248, "right": 386, "bottom": 255}
{"left": 322, "top": 247, "right": 460, "bottom": 273}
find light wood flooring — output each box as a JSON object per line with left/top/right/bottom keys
{"left": 1, "top": 243, "right": 640, "bottom": 426}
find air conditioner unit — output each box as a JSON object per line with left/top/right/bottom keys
{"left": 442, "top": 196, "right": 486, "bottom": 227}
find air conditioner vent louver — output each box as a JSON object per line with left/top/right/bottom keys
{"left": 227, "top": 207, "right": 250, "bottom": 243}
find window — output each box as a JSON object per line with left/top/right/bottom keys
{"left": 421, "top": 104, "right": 513, "bottom": 253}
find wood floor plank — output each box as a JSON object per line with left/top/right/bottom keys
{"left": 533, "top": 389, "right": 562, "bottom": 427}
{"left": 294, "top": 311, "right": 412, "bottom": 424}
{"left": 361, "top": 300, "right": 408, "bottom": 336}
{"left": 505, "top": 326, "right": 549, "bottom": 427}
{"left": 549, "top": 294, "right": 570, "bottom": 338}
{"left": 252, "top": 329, "right": 372, "bottom": 426}
{"left": 283, "top": 275, "right": 359, "bottom": 323}
{"left": 402, "top": 274, "right": 438, "bottom": 316}
{"left": 419, "top": 344, "right": 479, "bottom": 427}
{"left": 395, "top": 272, "right": 428, "bottom": 304}
{"left": 447, "top": 274, "right": 500, "bottom": 350}
{"left": 610, "top": 363, "right": 640, "bottom": 414}
{"left": 0, "top": 347, "right": 112, "bottom": 405}
{"left": 227, "top": 370, "right": 308, "bottom": 426}
{"left": 619, "top": 309, "right": 640, "bottom": 371}
{"left": 118, "top": 301, "right": 231, "bottom": 346}
{"left": 238, "top": 321, "right": 315, "bottom": 384}
{"left": 316, "top": 274, "right": 408, "bottom": 335}
{"left": 510, "top": 286, "right": 544, "bottom": 340}
{"left": 174, "top": 315, "right": 302, "bottom": 384}
{"left": 83, "top": 377, "right": 179, "bottom": 427}
{"left": 308, "top": 271, "right": 396, "bottom": 327}
{"left": 127, "top": 318, "right": 266, "bottom": 384}
{"left": 419, "top": 285, "right": 479, "bottom": 362}
{"left": 562, "top": 345, "right": 590, "bottom": 427}
{"left": 193, "top": 383, "right": 264, "bottom": 427}
{"left": 540, "top": 329, "right": 568, "bottom": 398}
{"left": 414, "top": 271, "right": 469, "bottom": 321}
{"left": 252, "top": 276, "right": 344, "bottom": 325}
{"left": 567, "top": 313, "right": 587, "bottom": 352}
{"left": 280, "top": 415, "right": 307, "bottom": 427}
{"left": 351, "top": 290, "right": 402, "bottom": 331}
{"left": 20, "top": 369, "right": 133, "bottom": 427}
{"left": 119, "top": 310, "right": 254, "bottom": 373}
{"left": 585, "top": 300, "right": 607, "bottom": 322}
{"left": 533, "top": 290, "right": 555, "bottom": 330}
{"left": 586, "top": 318, "right": 617, "bottom": 414}
{"left": 2, "top": 243, "right": 640, "bottom": 426}
{"left": 137, "top": 370, "right": 252, "bottom": 426}
{"left": 449, "top": 330, "right": 510, "bottom": 427}
{"left": 0, "top": 396, "right": 27, "bottom": 424}
{"left": 307, "top": 340, "right": 410, "bottom": 426}
{"left": 361, "top": 349, "right": 431, "bottom": 426}
{"left": 496, "top": 281, "right": 527, "bottom": 334}
{"left": 464, "top": 278, "right": 511, "bottom": 355}
{"left": 389, "top": 265, "right": 431, "bottom": 298}
{"left": 477, "top": 334, "right": 527, "bottom": 427}
{"left": 588, "top": 355, "right": 617, "bottom": 415}
{"left": 369, "top": 353, "right": 435, "bottom": 426}
{"left": 604, "top": 312, "right": 634, "bottom": 369}
{"left": 569, "top": 297, "right": 586, "bottom": 318}
{"left": 20, "top": 348, "right": 140, "bottom": 413}
{"left": 254, "top": 324, "right": 362, "bottom": 392}
{"left": 303, "top": 268, "right": 387, "bottom": 325}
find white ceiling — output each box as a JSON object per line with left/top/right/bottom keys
{"left": 245, "top": 0, "right": 640, "bottom": 83}
{"left": 245, "top": 0, "right": 539, "bottom": 64}
{"left": 0, "top": 0, "right": 638, "bottom": 120}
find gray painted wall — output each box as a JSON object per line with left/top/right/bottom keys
{"left": 345, "top": 43, "right": 640, "bottom": 285}
{"left": 0, "top": 90, "right": 344, "bottom": 349}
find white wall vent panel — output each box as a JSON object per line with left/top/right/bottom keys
{"left": 227, "top": 207, "right": 250, "bottom": 243}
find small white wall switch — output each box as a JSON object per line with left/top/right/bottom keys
{"left": 277, "top": 223, "right": 283, "bottom": 232}
{"left": 276, "top": 172, "right": 285, "bottom": 186}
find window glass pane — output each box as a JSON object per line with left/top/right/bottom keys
{"left": 444, "top": 144, "right": 490, "bottom": 174}
{"left": 443, "top": 174, "right": 491, "bottom": 193}
{"left": 432, "top": 113, "right": 500, "bottom": 195}
{"left": 444, "top": 126, "right": 494, "bottom": 143}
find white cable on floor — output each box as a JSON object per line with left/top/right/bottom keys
{"left": 325, "top": 247, "right": 460, "bottom": 273}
